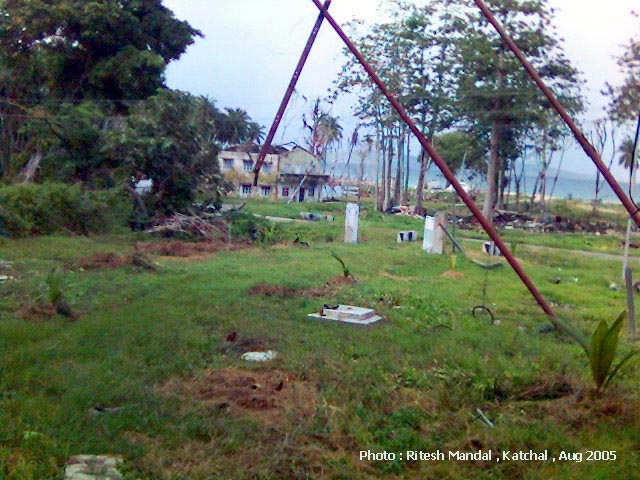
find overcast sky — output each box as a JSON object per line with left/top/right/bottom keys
{"left": 163, "top": 0, "right": 638, "bottom": 177}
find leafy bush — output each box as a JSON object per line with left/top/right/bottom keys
{"left": 224, "top": 211, "right": 282, "bottom": 245}
{"left": 0, "top": 183, "right": 128, "bottom": 237}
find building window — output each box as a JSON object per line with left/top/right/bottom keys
{"left": 308, "top": 187, "right": 315, "bottom": 198}
{"left": 222, "top": 158, "right": 234, "bottom": 170}
{"left": 241, "top": 184, "right": 252, "bottom": 196}
{"left": 282, "top": 187, "right": 289, "bottom": 197}
{"left": 263, "top": 163, "right": 272, "bottom": 174}
{"left": 261, "top": 185, "right": 271, "bottom": 197}
{"left": 243, "top": 160, "right": 253, "bottom": 172}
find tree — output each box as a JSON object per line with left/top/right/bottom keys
{"left": 433, "top": 131, "right": 485, "bottom": 179}
{"left": 303, "top": 98, "right": 343, "bottom": 166}
{"left": 102, "top": 89, "right": 257, "bottom": 215}
{"left": 606, "top": 12, "right": 640, "bottom": 123}
{"left": 0, "top": 0, "right": 201, "bottom": 177}
{"left": 0, "top": 0, "right": 199, "bottom": 103}
{"left": 334, "top": 0, "right": 459, "bottom": 212}
{"left": 588, "top": 119, "right": 618, "bottom": 216}
{"left": 455, "top": 0, "right": 583, "bottom": 223}
{"left": 619, "top": 137, "right": 639, "bottom": 171}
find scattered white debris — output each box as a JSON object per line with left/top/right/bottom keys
{"left": 65, "top": 455, "right": 122, "bottom": 480}
{"left": 241, "top": 351, "right": 278, "bottom": 362}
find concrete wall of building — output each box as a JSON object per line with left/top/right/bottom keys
{"left": 218, "top": 146, "right": 326, "bottom": 202}
{"left": 279, "top": 147, "right": 323, "bottom": 175}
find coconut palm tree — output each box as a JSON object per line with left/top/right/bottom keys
{"left": 303, "top": 98, "right": 343, "bottom": 166}
{"left": 247, "top": 121, "right": 266, "bottom": 144}
{"left": 618, "top": 137, "right": 638, "bottom": 170}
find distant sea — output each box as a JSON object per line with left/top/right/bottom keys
{"left": 334, "top": 160, "right": 636, "bottom": 203}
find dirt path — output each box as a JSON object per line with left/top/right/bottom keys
{"left": 461, "top": 237, "right": 638, "bottom": 263}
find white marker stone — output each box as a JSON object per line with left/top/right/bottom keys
{"left": 344, "top": 203, "right": 360, "bottom": 244}
{"left": 423, "top": 212, "right": 446, "bottom": 254}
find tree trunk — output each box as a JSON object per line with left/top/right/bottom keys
{"left": 378, "top": 133, "right": 386, "bottom": 212}
{"left": 403, "top": 131, "right": 410, "bottom": 204}
{"left": 593, "top": 171, "right": 601, "bottom": 217}
{"left": 496, "top": 155, "right": 505, "bottom": 211}
{"left": 393, "top": 132, "right": 403, "bottom": 205}
{"left": 483, "top": 63, "right": 505, "bottom": 224}
{"left": 18, "top": 151, "right": 43, "bottom": 183}
{"left": 415, "top": 150, "right": 428, "bottom": 217}
{"left": 483, "top": 118, "right": 500, "bottom": 223}
{"left": 622, "top": 164, "right": 637, "bottom": 279}
{"left": 384, "top": 136, "right": 393, "bottom": 211}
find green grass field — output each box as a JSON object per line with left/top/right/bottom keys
{"left": 1, "top": 200, "right": 639, "bottom": 479}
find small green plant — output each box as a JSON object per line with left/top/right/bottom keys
{"left": 45, "top": 267, "right": 78, "bottom": 320}
{"left": 330, "top": 251, "right": 355, "bottom": 282}
{"left": 256, "top": 222, "right": 281, "bottom": 246}
{"left": 45, "top": 267, "right": 64, "bottom": 306}
{"left": 588, "top": 311, "right": 637, "bottom": 394}
{"left": 448, "top": 254, "right": 457, "bottom": 271}
{"left": 510, "top": 240, "right": 519, "bottom": 257}
{"left": 225, "top": 211, "right": 281, "bottom": 245}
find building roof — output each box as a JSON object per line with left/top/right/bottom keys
{"left": 223, "top": 143, "right": 289, "bottom": 154}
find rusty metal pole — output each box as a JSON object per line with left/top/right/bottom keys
{"left": 474, "top": 0, "right": 640, "bottom": 228}
{"left": 252, "top": 0, "right": 331, "bottom": 185}
{"left": 309, "top": 0, "right": 556, "bottom": 319}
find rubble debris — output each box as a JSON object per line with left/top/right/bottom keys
{"left": 241, "top": 351, "right": 278, "bottom": 362}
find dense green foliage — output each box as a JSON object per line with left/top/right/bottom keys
{"left": 103, "top": 90, "right": 225, "bottom": 214}
{"left": 0, "top": 0, "right": 199, "bottom": 102}
{"left": 0, "top": 182, "right": 128, "bottom": 236}
{"left": 0, "top": 0, "right": 264, "bottom": 217}
{"left": 336, "top": 0, "right": 583, "bottom": 216}
{"left": 0, "top": 0, "right": 201, "bottom": 178}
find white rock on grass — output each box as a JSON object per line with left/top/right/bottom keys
{"left": 65, "top": 455, "right": 122, "bottom": 480}
{"left": 241, "top": 351, "right": 278, "bottom": 362}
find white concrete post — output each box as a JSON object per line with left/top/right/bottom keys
{"left": 345, "top": 203, "right": 359, "bottom": 244}
{"left": 423, "top": 212, "right": 445, "bottom": 254}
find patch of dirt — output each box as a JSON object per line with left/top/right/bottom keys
{"left": 136, "top": 240, "right": 249, "bottom": 258}
{"left": 326, "top": 275, "right": 355, "bottom": 286}
{"left": 222, "top": 333, "right": 274, "bottom": 354}
{"left": 302, "top": 275, "right": 356, "bottom": 297}
{"left": 161, "top": 368, "right": 318, "bottom": 427}
{"left": 439, "top": 270, "right": 465, "bottom": 279}
{"left": 250, "top": 277, "right": 354, "bottom": 300}
{"left": 72, "top": 252, "right": 129, "bottom": 270}
{"left": 248, "top": 284, "right": 297, "bottom": 298}
{"left": 17, "top": 301, "right": 57, "bottom": 321}
{"left": 512, "top": 376, "right": 574, "bottom": 401}
{"left": 541, "top": 391, "right": 640, "bottom": 431}
{"left": 69, "top": 250, "right": 157, "bottom": 271}
{"left": 380, "top": 272, "right": 415, "bottom": 282}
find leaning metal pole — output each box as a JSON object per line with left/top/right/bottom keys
{"left": 474, "top": 0, "right": 640, "bottom": 228}
{"left": 309, "top": 0, "right": 557, "bottom": 319}
{"left": 252, "top": 0, "right": 331, "bottom": 185}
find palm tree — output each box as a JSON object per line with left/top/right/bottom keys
{"left": 303, "top": 98, "right": 343, "bottom": 166}
{"left": 618, "top": 137, "right": 638, "bottom": 170}
{"left": 224, "top": 108, "right": 251, "bottom": 145}
{"left": 247, "top": 122, "right": 266, "bottom": 144}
